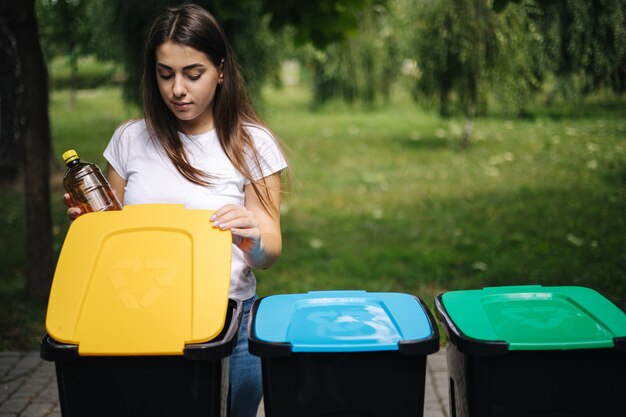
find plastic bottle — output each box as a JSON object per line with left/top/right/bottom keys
{"left": 62, "top": 149, "right": 122, "bottom": 213}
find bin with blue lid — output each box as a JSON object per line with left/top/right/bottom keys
{"left": 435, "top": 285, "right": 626, "bottom": 417}
{"left": 248, "top": 290, "right": 440, "bottom": 417}
{"left": 40, "top": 205, "right": 240, "bottom": 417}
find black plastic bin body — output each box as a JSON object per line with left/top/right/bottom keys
{"left": 41, "top": 298, "right": 242, "bottom": 417}
{"left": 255, "top": 350, "right": 431, "bottom": 417}
{"left": 445, "top": 342, "right": 625, "bottom": 417}
{"left": 435, "top": 286, "right": 626, "bottom": 417}
{"left": 248, "top": 291, "right": 440, "bottom": 417}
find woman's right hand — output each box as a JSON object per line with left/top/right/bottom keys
{"left": 63, "top": 193, "right": 83, "bottom": 221}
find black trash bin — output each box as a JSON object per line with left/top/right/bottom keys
{"left": 41, "top": 205, "right": 239, "bottom": 417}
{"left": 435, "top": 285, "right": 626, "bottom": 417}
{"left": 41, "top": 299, "right": 241, "bottom": 417}
{"left": 248, "top": 290, "right": 440, "bottom": 417}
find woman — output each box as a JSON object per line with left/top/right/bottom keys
{"left": 65, "top": 4, "right": 288, "bottom": 416}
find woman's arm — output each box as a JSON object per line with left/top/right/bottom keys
{"left": 210, "top": 172, "right": 283, "bottom": 269}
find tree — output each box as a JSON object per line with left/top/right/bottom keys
{"left": 0, "top": 0, "right": 54, "bottom": 301}
{"left": 489, "top": 1, "right": 546, "bottom": 116}
{"left": 496, "top": 0, "right": 626, "bottom": 100}
{"left": 406, "top": 0, "right": 553, "bottom": 145}
{"left": 412, "top": 0, "right": 501, "bottom": 147}
{"left": 536, "top": 0, "right": 626, "bottom": 99}
{"left": 261, "top": 0, "right": 371, "bottom": 47}
{"left": 307, "top": 2, "right": 401, "bottom": 106}
{"left": 36, "top": 0, "right": 92, "bottom": 106}
{"left": 87, "top": 0, "right": 375, "bottom": 107}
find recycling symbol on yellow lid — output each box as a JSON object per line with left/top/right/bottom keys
{"left": 107, "top": 258, "right": 179, "bottom": 309}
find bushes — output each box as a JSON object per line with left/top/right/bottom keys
{"left": 47, "top": 55, "right": 123, "bottom": 90}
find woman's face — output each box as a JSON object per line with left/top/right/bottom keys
{"left": 155, "top": 40, "right": 221, "bottom": 135}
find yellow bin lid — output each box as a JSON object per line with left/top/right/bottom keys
{"left": 46, "top": 205, "right": 232, "bottom": 356}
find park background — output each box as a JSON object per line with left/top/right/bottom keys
{"left": 1, "top": 0, "right": 625, "bottom": 349}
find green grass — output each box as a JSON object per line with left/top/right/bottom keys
{"left": 50, "top": 88, "right": 140, "bottom": 167}
{"left": 256, "top": 87, "right": 626, "bottom": 306}
{"left": 1, "top": 85, "right": 624, "bottom": 350}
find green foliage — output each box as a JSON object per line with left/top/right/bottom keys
{"left": 83, "top": 0, "right": 371, "bottom": 107}
{"left": 36, "top": 0, "right": 626, "bottom": 112}
{"left": 36, "top": 0, "right": 92, "bottom": 59}
{"left": 261, "top": 0, "right": 372, "bottom": 47}
{"left": 409, "top": 0, "right": 503, "bottom": 117}
{"left": 533, "top": 0, "right": 626, "bottom": 96}
{"left": 341, "top": 0, "right": 626, "bottom": 118}
{"left": 36, "top": 0, "right": 94, "bottom": 98}
{"left": 86, "top": 0, "right": 180, "bottom": 105}
{"left": 489, "top": 1, "right": 546, "bottom": 116}
{"left": 308, "top": 2, "right": 401, "bottom": 105}
{"left": 215, "top": 2, "right": 291, "bottom": 106}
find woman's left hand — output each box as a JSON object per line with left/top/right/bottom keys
{"left": 211, "top": 204, "right": 262, "bottom": 255}
{"left": 212, "top": 173, "right": 283, "bottom": 270}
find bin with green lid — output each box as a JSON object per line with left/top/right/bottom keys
{"left": 248, "top": 290, "right": 440, "bottom": 417}
{"left": 435, "top": 285, "right": 626, "bottom": 417}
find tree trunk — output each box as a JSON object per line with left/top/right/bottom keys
{"left": 0, "top": 12, "right": 20, "bottom": 182}
{"left": 3, "top": 0, "right": 54, "bottom": 301}
{"left": 69, "top": 49, "right": 77, "bottom": 107}
{"left": 461, "top": 103, "right": 476, "bottom": 149}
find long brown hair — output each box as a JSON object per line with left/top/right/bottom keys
{"left": 141, "top": 4, "right": 285, "bottom": 214}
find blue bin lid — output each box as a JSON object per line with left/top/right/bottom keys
{"left": 252, "top": 291, "right": 436, "bottom": 353}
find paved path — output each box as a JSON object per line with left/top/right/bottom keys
{"left": 0, "top": 349, "right": 449, "bottom": 417}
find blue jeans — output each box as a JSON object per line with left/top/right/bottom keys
{"left": 229, "top": 295, "right": 263, "bottom": 417}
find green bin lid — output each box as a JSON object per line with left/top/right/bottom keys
{"left": 440, "top": 285, "right": 626, "bottom": 351}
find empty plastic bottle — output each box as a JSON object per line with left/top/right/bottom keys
{"left": 62, "top": 149, "right": 122, "bottom": 213}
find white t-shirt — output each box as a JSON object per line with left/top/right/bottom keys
{"left": 103, "top": 119, "right": 287, "bottom": 300}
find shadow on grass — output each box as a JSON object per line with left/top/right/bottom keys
{"left": 531, "top": 96, "right": 626, "bottom": 121}
{"left": 393, "top": 135, "right": 458, "bottom": 151}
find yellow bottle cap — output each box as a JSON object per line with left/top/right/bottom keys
{"left": 62, "top": 149, "right": 79, "bottom": 164}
